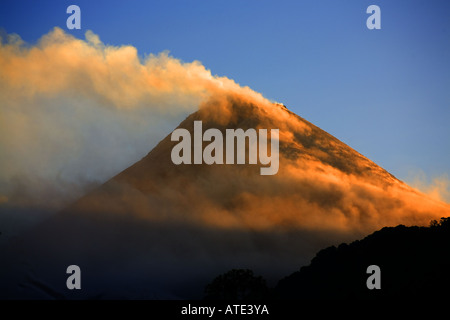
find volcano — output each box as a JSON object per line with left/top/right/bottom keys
{"left": 2, "top": 95, "right": 449, "bottom": 299}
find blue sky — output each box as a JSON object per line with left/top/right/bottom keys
{"left": 1, "top": 0, "right": 449, "bottom": 184}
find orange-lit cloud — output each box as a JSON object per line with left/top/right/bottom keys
{"left": 0, "top": 27, "right": 268, "bottom": 110}
{"left": 0, "top": 28, "right": 269, "bottom": 214}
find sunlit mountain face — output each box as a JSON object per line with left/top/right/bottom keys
{"left": 2, "top": 92, "right": 449, "bottom": 299}
{"left": 65, "top": 95, "right": 450, "bottom": 234}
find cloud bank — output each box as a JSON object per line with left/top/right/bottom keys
{"left": 0, "top": 27, "right": 267, "bottom": 219}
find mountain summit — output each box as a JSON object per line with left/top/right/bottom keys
{"left": 2, "top": 95, "right": 449, "bottom": 299}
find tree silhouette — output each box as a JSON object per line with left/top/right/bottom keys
{"left": 204, "top": 269, "right": 269, "bottom": 300}
{"left": 275, "top": 217, "right": 450, "bottom": 299}
{"left": 430, "top": 217, "right": 450, "bottom": 228}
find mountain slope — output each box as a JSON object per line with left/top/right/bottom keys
{"left": 69, "top": 96, "right": 448, "bottom": 232}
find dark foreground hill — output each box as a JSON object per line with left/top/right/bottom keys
{"left": 274, "top": 217, "right": 450, "bottom": 299}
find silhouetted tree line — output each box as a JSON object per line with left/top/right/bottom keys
{"left": 204, "top": 217, "right": 450, "bottom": 299}
{"left": 204, "top": 269, "right": 270, "bottom": 300}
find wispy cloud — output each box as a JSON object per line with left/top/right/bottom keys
{"left": 406, "top": 170, "right": 450, "bottom": 204}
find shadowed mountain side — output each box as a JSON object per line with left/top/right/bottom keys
{"left": 275, "top": 218, "right": 450, "bottom": 299}
{"left": 2, "top": 95, "right": 449, "bottom": 299}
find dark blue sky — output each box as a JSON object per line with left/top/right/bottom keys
{"left": 1, "top": 0, "right": 449, "bottom": 184}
